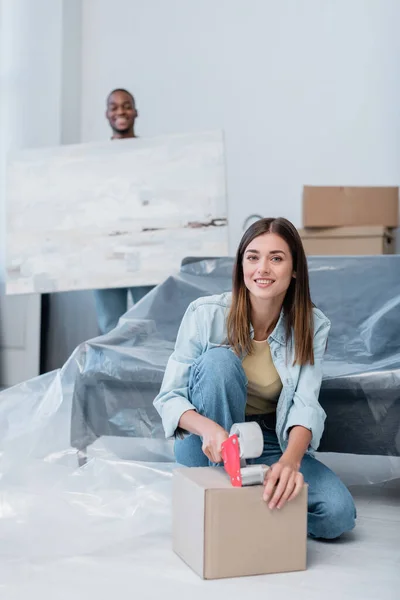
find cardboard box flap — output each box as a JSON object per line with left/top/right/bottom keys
{"left": 299, "top": 226, "right": 393, "bottom": 240}
{"left": 175, "top": 467, "right": 233, "bottom": 489}
{"left": 304, "top": 186, "right": 399, "bottom": 203}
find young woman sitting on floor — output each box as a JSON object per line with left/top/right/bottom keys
{"left": 154, "top": 217, "right": 356, "bottom": 539}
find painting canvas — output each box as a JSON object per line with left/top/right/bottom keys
{"left": 5, "top": 130, "right": 228, "bottom": 294}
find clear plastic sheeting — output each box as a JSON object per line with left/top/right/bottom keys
{"left": 0, "top": 256, "right": 399, "bottom": 595}
{"left": 70, "top": 255, "right": 400, "bottom": 462}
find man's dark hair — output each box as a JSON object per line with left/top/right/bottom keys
{"left": 106, "top": 88, "right": 135, "bottom": 106}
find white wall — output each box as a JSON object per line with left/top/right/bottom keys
{"left": 0, "top": 0, "right": 64, "bottom": 384}
{"left": 81, "top": 0, "right": 400, "bottom": 250}
{"left": 61, "top": 0, "right": 83, "bottom": 145}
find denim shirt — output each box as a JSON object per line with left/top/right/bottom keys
{"left": 153, "top": 292, "right": 331, "bottom": 452}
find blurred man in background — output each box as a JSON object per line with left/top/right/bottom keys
{"left": 93, "top": 89, "right": 153, "bottom": 334}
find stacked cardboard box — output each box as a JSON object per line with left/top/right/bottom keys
{"left": 299, "top": 186, "right": 399, "bottom": 255}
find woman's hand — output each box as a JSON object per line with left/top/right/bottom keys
{"left": 178, "top": 411, "right": 229, "bottom": 462}
{"left": 201, "top": 421, "right": 229, "bottom": 463}
{"left": 263, "top": 457, "right": 304, "bottom": 510}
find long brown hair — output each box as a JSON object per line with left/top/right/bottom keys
{"left": 226, "top": 217, "right": 315, "bottom": 365}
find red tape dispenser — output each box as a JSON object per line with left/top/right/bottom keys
{"left": 221, "top": 422, "right": 269, "bottom": 488}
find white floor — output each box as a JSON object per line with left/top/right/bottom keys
{"left": 0, "top": 477, "right": 398, "bottom": 600}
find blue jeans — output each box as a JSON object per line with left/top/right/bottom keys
{"left": 93, "top": 286, "right": 154, "bottom": 335}
{"left": 175, "top": 347, "right": 356, "bottom": 540}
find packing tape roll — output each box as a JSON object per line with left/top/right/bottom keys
{"left": 240, "top": 464, "right": 269, "bottom": 486}
{"left": 230, "top": 422, "right": 264, "bottom": 459}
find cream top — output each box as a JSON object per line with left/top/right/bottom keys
{"left": 242, "top": 339, "right": 283, "bottom": 415}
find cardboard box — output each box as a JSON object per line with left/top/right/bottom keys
{"left": 299, "top": 225, "right": 394, "bottom": 256}
{"left": 173, "top": 467, "right": 307, "bottom": 580}
{"left": 303, "top": 186, "right": 399, "bottom": 228}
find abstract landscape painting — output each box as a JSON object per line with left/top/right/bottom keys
{"left": 6, "top": 130, "right": 228, "bottom": 294}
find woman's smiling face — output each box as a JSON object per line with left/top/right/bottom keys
{"left": 242, "top": 232, "right": 294, "bottom": 303}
